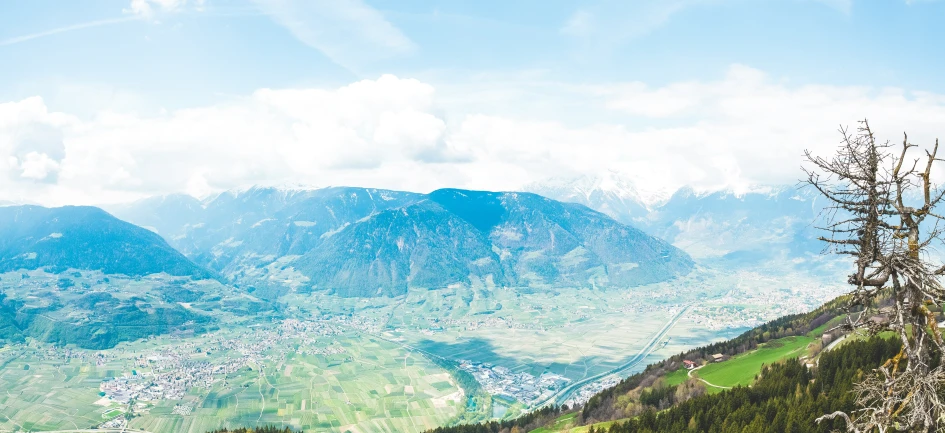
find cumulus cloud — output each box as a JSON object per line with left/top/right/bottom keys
{"left": 1, "top": 67, "right": 944, "bottom": 206}
{"left": 15, "top": 152, "right": 61, "bottom": 181}
{"left": 0, "top": 97, "right": 75, "bottom": 185}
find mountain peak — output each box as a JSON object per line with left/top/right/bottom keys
{"left": 0, "top": 205, "right": 212, "bottom": 278}
{"left": 525, "top": 171, "right": 675, "bottom": 209}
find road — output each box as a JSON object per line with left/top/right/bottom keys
{"left": 544, "top": 305, "right": 692, "bottom": 407}
{"left": 370, "top": 305, "right": 691, "bottom": 410}
{"left": 687, "top": 365, "right": 731, "bottom": 390}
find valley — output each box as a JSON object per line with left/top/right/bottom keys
{"left": 1, "top": 315, "right": 462, "bottom": 433}
{"left": 0, "top": 258, "right": 845, "bottom": 433}
{"left": 3, "top": 3, "right": 941, "bottom": 430}
{"left": 0, "top": 183, "right": 851, "bottom": 433}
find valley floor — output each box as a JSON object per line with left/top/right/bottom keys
{"left": 0, "top": 263, "right": 847, "bottom": 433}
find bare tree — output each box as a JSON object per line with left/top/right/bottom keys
{"left": 806, "top": 120, "right": 945, "bottom": 432}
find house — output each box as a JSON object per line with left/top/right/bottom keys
{"left": 712, "top": 353, "right": 724, "bottom": 362}
{"left": 683, "top": 360, "right": 697, "bottom": 369}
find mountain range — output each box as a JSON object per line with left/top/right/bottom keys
{"left": 110, "top": 187, "right": 694, "bottom": 297}
{"left": 525, "top": 174, "right": 829, "bottom": 263}
{"left": 0, "top": 176, "right": 838, "bottom": 299}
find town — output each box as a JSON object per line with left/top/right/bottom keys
{"left": 457, "top": 360, "right": 570, "bottom": 406}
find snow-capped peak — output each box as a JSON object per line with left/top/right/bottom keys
{"left": 525, "top": 171, "right": 674, "bottom": 209}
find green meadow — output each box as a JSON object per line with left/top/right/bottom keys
{"left": 695, "top": 335, "right": 816, "bottom": 390}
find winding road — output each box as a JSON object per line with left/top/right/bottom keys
{"left": 687, "top": 365, "right": 732, "bottom": 390}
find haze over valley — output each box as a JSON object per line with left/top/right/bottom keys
{"left": 1, "top": 1, "right": 943, "bottom": 432}
{"left": 0, "top": 176, "right": 848, "bottom": 432}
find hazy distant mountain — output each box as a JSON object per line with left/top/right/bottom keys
{"left": 524, "top": 172, "right": 669, "bottom": 226}
{"left": 0, "top": 205, "right": 211, "bottom": 278}
{"left": 115, "top": 186, "right": 693, "bottom": 297}
{"left": 111, "top": 187, "right": 422, "bottom": 280}
{"left": 106, "top": 193, "right": 205, "bottom": 238}
{"left": 529, "top": 176, "right": 834, "bottom": 266}
{"left": 644, "top": 185, "right": 827, "bottom": 261}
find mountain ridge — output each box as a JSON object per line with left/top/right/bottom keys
{"left": 111, "top": 186, "right": 694, "bottom": 297}
{"left": 0, "top": 205, "right": 213, "bottom": 278}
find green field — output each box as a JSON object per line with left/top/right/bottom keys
{"left": 530, "top": 413, "right": 579, "bottom": 433}
{"left": 663, "top": 367, "right": 690, "bottom": 387}
{"left": 694, "top": 335, "right": 815, "bottom": 389}
{"left": 0, "top": 264, "right": 845, "bottom": 432}
{"left": 529, "top": 412, "right": 628, "bottom": 433}
{"left": 807, "top": 314, "right": 848, "bottom": 337}
{"left": 0, "top": 330, "right": 463, "bottom": 433}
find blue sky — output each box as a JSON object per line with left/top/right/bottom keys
{"left": 3, "top": 0, "right": 943, "bottom": 108}
{"left": 1, "top": 0, "right": 944, "bottom": 205}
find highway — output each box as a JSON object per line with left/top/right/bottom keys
{"left": 544, "top": 305, "right": 692, "bottom": 407}
{"left": 367, "top": 305, "right": 691, "bottom": 410}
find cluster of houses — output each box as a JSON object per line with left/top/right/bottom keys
{"left": 457, "top": 360, "right": 569, "bottom": 406}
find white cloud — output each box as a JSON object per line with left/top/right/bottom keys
{"left": 125, "top": 0, "right": 155, "bottom": 17}
{"left": 251, "top": 0, "right": 416, "bottom": 73}
{"left": 559, "top": 0, "right": 856, "bottom": 48}
{"left": 0, "top": 17, "right": 141, "bottom": 47}
{"left": 15, "top": 152, "right": 61, "bottom": 181}
{"left": 123, "top": 0, "right": 205, "bottom": 18}
{"left": 560, "top": 10, "right": 594, "bottom": 37}
{"left": 559, "top": 0, "right": 692, "bottom": 47}
{"left": 1, "top": 67, "right": 944, "bottom": 206}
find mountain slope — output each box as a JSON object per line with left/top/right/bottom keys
{"left": 110, "top": 186, "right": 422, "bottom": 275}
{"left": 295, "top": 198, "right": 501, "bottom": 297}
{"left": 423, "top": 296, "right": 897, "bottom": 433}
{"left": 0, "top": 205, "right": 211, "bottom": 278}
{"left": 114, "top": 186, "right": 693, "bottom": 298}
{"left": 296, "top": 189, "right": 693, "bottom": 297}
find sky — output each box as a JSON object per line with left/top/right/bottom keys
{"left": 1, "top": 0, "right": 945, "bottom": 206}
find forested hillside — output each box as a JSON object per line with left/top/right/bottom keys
{"left": 421, "top": 293, "right": 925, "bottom": 433}
{"left": 425, "top": 335, "right": 901, "bottom": 433}
{"left": 596, "top": 337, "right": 901, "bottom": 433}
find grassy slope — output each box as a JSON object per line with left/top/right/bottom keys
{"left": 662, "top": 368, "right": 689, "bottom": 387}
{"left": 531, "top": 412, "right": 628, "bottom": 433}
{"left": 694, "top": 335, "right": 815, "bottom": 390}
{"left": 530, "top": 332, "right": 821, "bottom": 433}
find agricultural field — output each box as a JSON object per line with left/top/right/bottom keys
{"left": 0, "top": 347, "right": 128, "bottom": 431}
{"left": 0, "top": 262, "right": 848, "bottom": 431}
{"left": 0, "top": 325, "right": 463, "bottom": 433}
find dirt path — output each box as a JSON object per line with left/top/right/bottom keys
{"left": 687, "top": 365, "right": 732, "bottom": 390}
